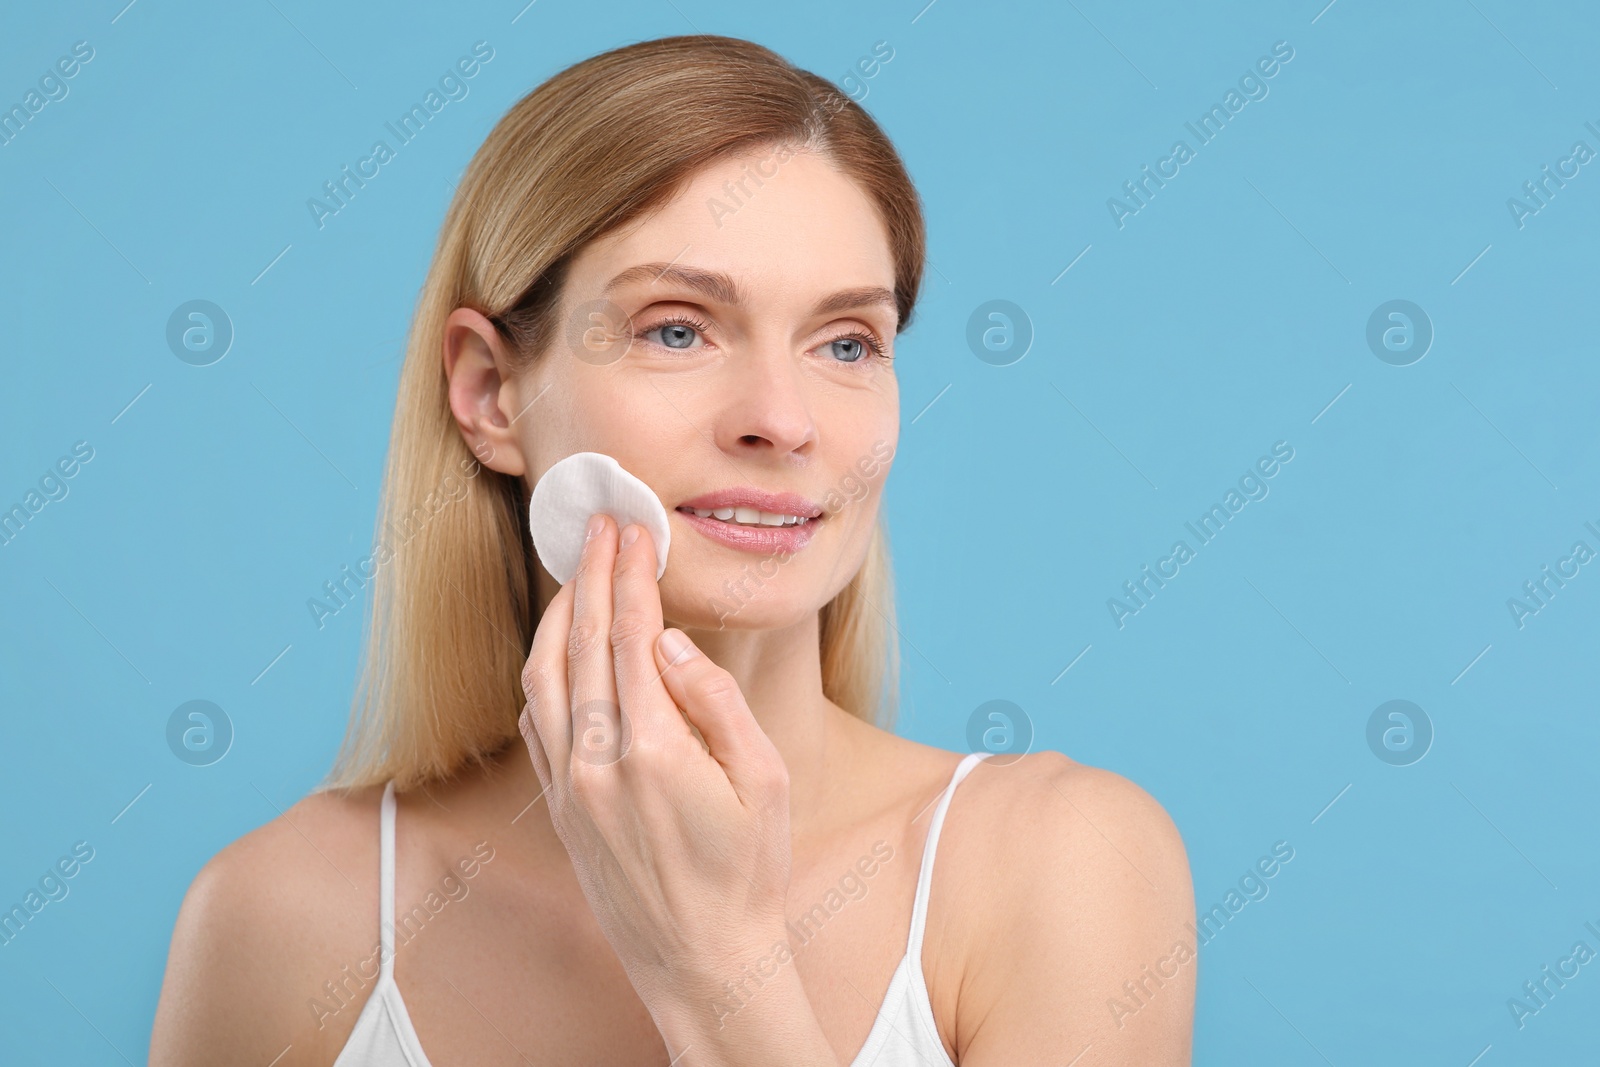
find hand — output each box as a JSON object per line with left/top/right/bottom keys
{"left": 518, "top": 512, "right": 794, "bottom": 1011}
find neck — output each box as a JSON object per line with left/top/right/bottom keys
{"left": 676, "top": 612, "right": 839, "bottom": 835}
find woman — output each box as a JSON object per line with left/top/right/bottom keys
{"left": 150, "top": 34, "right": 1194, "bottom": 1066}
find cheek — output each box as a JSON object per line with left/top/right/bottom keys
{"left": 519, "top": 368, "right": 651, "bottom": 471}
{"left": 840, "top": 423, "right": 897, "bottom": 504}
{"left": 818, "top": 455, "right": 889, "bottom": 564}
{"left": 570, "top": 368, "right": 688, "bottom": 451}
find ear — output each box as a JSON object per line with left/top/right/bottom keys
{"left": 443, "top": 307, "right": 529, "bottom": 477}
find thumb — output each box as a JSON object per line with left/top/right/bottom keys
{"left": 654, "top": 628, "right": 781, "bottom": 796}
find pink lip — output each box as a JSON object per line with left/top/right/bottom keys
{"left": 675, "top": 509, "right": 821, "bottom": 554}
{"left": 675, "top": 487, "right": 823, "bottom": 516}
{"left": 673, "top": 487, "right": 824, "bottom": 556}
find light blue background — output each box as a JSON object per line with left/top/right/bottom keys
{"left": 2, "top": 0, "right": 1596, "bottom": 1062}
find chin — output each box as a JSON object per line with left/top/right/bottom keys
{"left": 659, "top": 562, "right": 834, "bottom": 634}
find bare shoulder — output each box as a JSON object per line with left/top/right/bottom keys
{"left": 149, "top": 784, "right": 385, "bottom": 1066}
{"left": 953, "top": 750, "right": 1189, "bottom": 880}
{"left": 934, "top": 750, "right": 1196, "bottom": 1066}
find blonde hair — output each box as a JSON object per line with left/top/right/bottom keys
{"left": 324, "top": 35, "right": 927, "bottom": 792}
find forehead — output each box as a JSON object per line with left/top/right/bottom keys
{"left": 568, "top": 148, "right": 897, "bottom": 306}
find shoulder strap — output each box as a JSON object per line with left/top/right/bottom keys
{"left": 378, "top": 780, "right": 396, "bottom": 980}
{"left": 905, "top": 752, "right": 991, "bottom": 959}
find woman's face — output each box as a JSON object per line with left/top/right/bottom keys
{"left": 481, "top": 147, "right": 901, "bottom": 631}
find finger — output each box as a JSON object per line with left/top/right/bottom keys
{"left": 609, "top": 524, "right": 668, "bottom": 739}
{"left": 568, "top": 513, "right": 624, "bottom": 768}
{"left": 653, "top": 629, "right": 779, "bottom": 797}
{"left": 518, "top": 700, "right": 551, "bottom": 795}
{"left": 521, "top": 577, "right": 576, "bottom": 783}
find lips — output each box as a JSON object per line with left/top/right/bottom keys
{"left": 675, "top": 488, "right": 823, "bottom": 519}
{"left": 673, "top": 487, "right": 824, "bottom": 555}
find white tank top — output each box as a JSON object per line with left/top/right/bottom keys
{"left": 332, "top": 751, "right": 991, "bottom": 1067}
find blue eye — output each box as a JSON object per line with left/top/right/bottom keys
{"left": 825, "top": 331, "right": 888, "bottom": 364}
{"left": 637, "top": 314, "right": 889, "bottom": 365}
{"left": 657, "top": 323, "right": 698, "bottom": 349}
{"left": 639, "top": 315, "right": 711, "bottom": 350}
{"left": 830, "top": 338, "right": 868, "bottom": 363}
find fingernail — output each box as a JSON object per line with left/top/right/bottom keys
{"left": 619, "top": 523, "right": 640, "bottom": 549}
{"left": 658, "top": 628, "right": 695, "bottom": 665}
{"left": 586, "top": 513, "right": 605, "bottom": 542}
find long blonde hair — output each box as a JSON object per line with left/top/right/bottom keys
{"left": 324, "top": 35, "right": 927, "bottom": 792}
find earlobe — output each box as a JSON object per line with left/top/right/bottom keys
{"left": 443, "top": 307, "right": 528, "bottom": 477}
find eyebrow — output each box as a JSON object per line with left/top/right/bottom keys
{"left": 602, "top": 262, "right": 897, "bottom": 319}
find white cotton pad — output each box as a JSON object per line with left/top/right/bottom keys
{"left": 528, "top": 451, "right": 671, "bottom": 584}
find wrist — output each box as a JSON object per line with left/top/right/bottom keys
{"left": 646, "top": 934, "right": 839, "bottom": 1066}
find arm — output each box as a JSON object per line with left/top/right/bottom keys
{"left": 151, "top": 844, "right": 289, "bottom": 1063}
{"left": 953, "top": 753, "right": 1196, "bottom": 1066}
{"left": 518, "top": 514, "right": 842, "bottom": 1066}
{"left": 149, "top": 797, "right": 375, "bottom": 1066}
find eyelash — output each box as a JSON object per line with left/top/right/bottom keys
{"left": 635, "top": 313, "right": 890, "bottom": 364}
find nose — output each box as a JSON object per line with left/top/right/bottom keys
{"left": 711, "top": 333, "right": 818, "bottom": 461}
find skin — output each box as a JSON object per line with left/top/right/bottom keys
{"left": 150, "top": 147, "right": 1195, "bottom": 1065}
